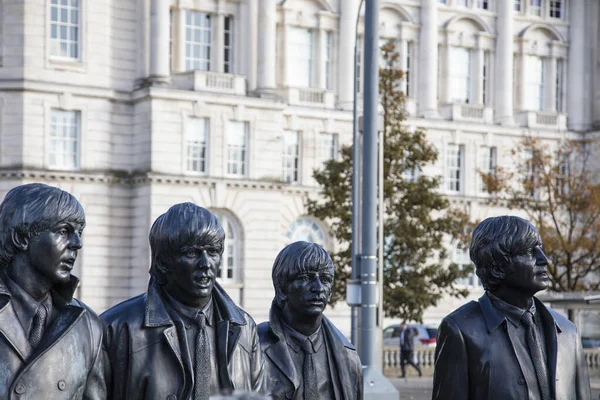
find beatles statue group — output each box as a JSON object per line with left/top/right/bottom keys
{"left": 0, "top": 183, "right": 592, "bottom": 400}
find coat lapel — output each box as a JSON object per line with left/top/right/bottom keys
{"left": 266, "top": 337, "right": 300, "bottom": 389}
{"left": 216, "top": 319, "right": 234, "bottom": 390}
{"left": 29, "top": 305, "right": 84, "bottom": 361}
{"left": 322, "top": 316, "right": 354, "bottom": 400}
{"left": 535, "top": 297, "right": 561, "bottom": 398}
{"left": 0, "top": 299, "right": 31, "bottom": 361}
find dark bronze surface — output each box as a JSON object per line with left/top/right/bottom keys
{"left": 432, "top": 216, "right": 591, "bottom": 400}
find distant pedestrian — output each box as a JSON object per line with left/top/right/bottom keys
{"left": 399, "top": 322, "right": 422, "bottom": 377}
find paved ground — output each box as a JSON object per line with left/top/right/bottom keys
{"left": 388, "top": 376, "right": 600, "bottom": 400}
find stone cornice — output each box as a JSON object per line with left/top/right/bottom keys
{"left": 0, "top": 169, "right": 317, "bottom": 195}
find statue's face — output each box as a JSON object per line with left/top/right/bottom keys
{"left": 164, "top": 237, "right": 222, "bottom": 307}
{"left": 26, "top": 221, "right": 83, "bottom": 286}
{"left": 283, "top": 265, "right": 333, "bottom": 319}
{"left": 504, "top": 241, "right": 550, "bottom": 295}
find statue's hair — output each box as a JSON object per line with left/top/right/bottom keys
{"left": 470, "top": 216, "right": 541, "bottom": 291}
{"left": 271, "top": 241, "right": 334, "bottom": 307}
{"left": 0, "top": 183, "right": 85, "bottom": 267}
{"left": 149, "top": 202, "right": 225, "bottom": 284}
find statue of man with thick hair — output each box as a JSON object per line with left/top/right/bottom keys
{"left": 0, "top": 183, "right": 106, "bottom": 399}
{"left": 102, "top": 202, "right": 266, "bottom": 399}
{"left": 258, "top": 241, "right": 363, "bottom": 400}
{"left": 432, "top": 215, "right": 591, "bottom": 400}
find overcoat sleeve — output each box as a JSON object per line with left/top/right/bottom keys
{"left": 83, "top": 338, "right": 108, "bottom": 400}
{"left": 249, "top": 319, "right": 268, "bottom": 393}
{"left": 574, "top": 329, "right": 592, "bottom": 400}
{"left": 432, "top": 317, "right": 469, "bottom": 400}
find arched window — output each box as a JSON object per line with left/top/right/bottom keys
{"left": 285, "top": 217, "right": 325, "bottom": 246}
{"left": 213, "top": 212, "right": 241, "bottom": 282}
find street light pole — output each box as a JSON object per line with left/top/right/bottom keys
{"left": 350, "top": 0, "right": 365, "bottom": 348}
{"left": 360, "top": 0, "right": 398, "bottom": 397}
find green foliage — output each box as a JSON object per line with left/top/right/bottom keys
{"left": 306, "top": 42, "right": 470, "bottom": 322}
{"left": 481, "top": 136, "right": 600, "bottom": 291}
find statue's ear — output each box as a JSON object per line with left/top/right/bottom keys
{"left": 11, "top": 230, "right": 28, "bottom": 252}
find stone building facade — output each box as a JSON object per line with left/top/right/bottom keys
{"left": 0, "top": 0, "right": 599, "bottom": 330}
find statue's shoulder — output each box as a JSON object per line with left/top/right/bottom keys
{"left": 441, "top": 300, "right": 483, "bottom": 329}
{"left": 100, "top": 293, "right": 147, "bottom": 327}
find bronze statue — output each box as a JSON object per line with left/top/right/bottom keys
{"left": 101, "top": 203, "right": 266, "bottom": 399}
{"left": 258, "top": 241, "right": 363, "bottom": 400}
{"left": 0, "top": 183, "right": 106, "bottom": 399}
{"left": 432, "top": 216, "right": 591, "bottom": 400}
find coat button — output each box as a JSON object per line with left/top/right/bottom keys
{"left": 58, "top": 380, "right": 66, "bottom": 391}
{"left": 517, "top": 377, "right": 526, "bottom": 385}
{"left": 166, "top": 395, "right": 177, "bottom": 400}
{"left": 15, "top": 383, "right": 26, "bottom": 394}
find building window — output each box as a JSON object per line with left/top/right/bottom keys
{"left": 288, "top": 27, "right": 313, "bottom": 88}
{"left": 450, "top": 47, "right": 472, "bottom": 103}
{"left": 49, "top": 109, "right": 80, "bottom": 170}
{"left": 556, "top": 58, "right": 564, "bottom": 112}
{"left": 285, "top": 218, "right": 325, "bottom": 245}
{"left": 283, "top": 131, "right": 300, "bottom": 183}
{"left": 320, "top": 133, "right": 338, "bottom": 161}
{"left": 185, "top": 11, "right": 211, "bottom": 71}
{"left": 325, "top": 31, "right": 333, "bottom": 90}
{"left": 50, "top": 0, "right": 80, "bottom": 59}
{"left": 550, "top": 0, "right": 562, "bottom": 18}
{"left": 456, "top": 0, "right": 469, "bottom": 7}
{"left": 227, "top": 121, "right": 248, "bottom": 177}
{"left": 525, "top": 55, "right": 545, "bottom": 111}
{"left": 446, "top": 144, "right": 463, "bottom": 193}
{"left": 212, "top": 212, "right": 240, "bottom": 281}
{"left": 482, "top": 50, "right": 490, "bottom": 105}
{"left": 477, "top": 0, "right": 489, "bottom": 10}
{"left": 186, "top": 118, "right": 208, "bottom": 173}
{"left": 530, "top": 0, "right": 542, "bottom": 16}
{"left": 479, "top": 146, "right": 497, "bottom": 192}
{"left": 454, "top": 247, "right": 482, "bottom": 288}
{"left": 223, "top": 16, "right": 233, "bottom": 73}
{"left": 405, "top": 42, "right": 412, "bottom": 98}
{"left": 439, "top": 0, "right": 446, "bottom": 3}
{"left": 514, "top": 0, "right": 521, "bottom": 11}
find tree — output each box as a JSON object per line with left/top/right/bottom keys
{"left": 306, "top": 42, "right": 470, "bottom": 322}
{"left": 481, "top": 136, "right": 600, "bottom": 292}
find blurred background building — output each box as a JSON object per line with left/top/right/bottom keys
{"left": 0, "top": 0, "right": 599, "bottom": 332}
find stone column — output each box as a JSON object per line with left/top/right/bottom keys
{"left": 567, "top": 0, "right": 587, "bottom": 130}
{"left": 317, "top": 28, "right": 328, "bottom": 89}
{"left": 400, "top": 40, "right": 409, "bottom": 95}
{"left": 547, "top": 56, "right": 557, "bottom": 112}
{"left": 495, "top": 0, "right": 514, "bottom": 124}
{"left": 256, "top": 0, "right": 277, "bottom": 96}
{"left": 149, "top": 0, "right": 170, "bottom": 83}
{"left": 214, "top": 14, "right": 225, "bottom": 73}
{"left": 174, "top": 7, "right": 186, "bottom": 72}
{"left": 338, "top": 0, "right": 360, "bottom": 109}
{"left": 473, "top": 46, "right": 484, "bottom": 105}
{"left": 418, "top": 0, "right": 439, "bottom": 117}
{"left": 246, "top": 0, "right": 258, "bottom": 91}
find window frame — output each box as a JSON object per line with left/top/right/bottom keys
{"left": 287, "top": 26, "right": 314, "bottom": 88}
{"left": 320, "top": 132, "right": 339, "bottom": 162}
{"left": 185, "top": 10, "right": 212, "bottom": 72}
{"left": 282, "top": 130, "right": 301, "bottom": 184}
{"left": 48, "top": 109, "right": 81, "bottom": 171}
{"left": 446, "top": 143, "right": 464, "bottom": 193}
{"left": 185, "top": 117, "right": 209, "bottom": 175}
{"left": 549, "top": 0, "right": 563, "bottom": 19}
{"left": 49, "top": 0, "right": 82, "bottom": 62}
{"left": 449, "top": 47, "right": 472, "bottom": 104}
{"left": 226, "top": 121, "right": 249, "bottom": 177}
{"left": 478, "top": 146, "right": 497, "bottom": 193}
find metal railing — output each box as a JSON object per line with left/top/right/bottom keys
{"left": 383, "top": 346, "right": 600, "bottom": 377}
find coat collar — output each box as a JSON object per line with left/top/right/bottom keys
{"left": 0, "top": 273, "right": 84, "bottom": 362}
{"left": 264, "top": 301, "right": 357, "bottom": 395}
{"left": 143, "top": 278, "right": 247, "bottom": 328}
{"left": 479, "top": 291, "right": 562, "bottom": 334}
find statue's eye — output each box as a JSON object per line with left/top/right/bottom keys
{"left": 185, "top": 251, "right": 198, "bottom": 258}
{"left": 58, "top": 228, "right": 69, "bottom": 236}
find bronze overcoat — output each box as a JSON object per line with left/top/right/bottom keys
{"left": 0, "top": 275, "right": 106, "bottom": 400}
{"left": 101, "top": 279, "right": 266, "bottom": 400}
{"left": 258, "top": 302, "right": 363, "bottom": 400}
{"left": 432, "top": 292, "right": 591, "bottom": 400}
